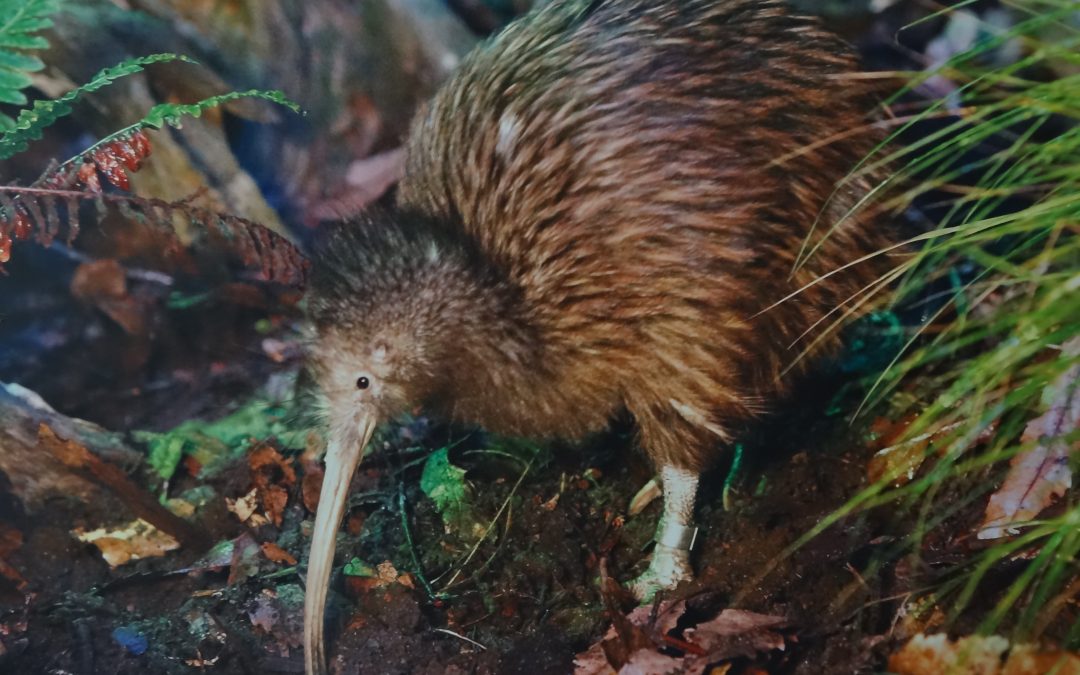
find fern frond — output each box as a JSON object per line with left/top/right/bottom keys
{"left": 0, "top": 0, "right": 62, "bottom": 128}
{"left": 0, "top": 185, "right": 310, "bottom": 286}
{"left": 140, "top": 89, "right": 302, "bottom": 129}
{"left": 0, "top": 53, "right": 193, "bottom": 160}
{"left": 34, "top": 88, "right": 301, "bottom": 175}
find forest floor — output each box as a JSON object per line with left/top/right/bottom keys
{"left": 0, "top": 281, "right": 976, "bottom": 674}
{"left": 0, "top": 1, "right": 1074, "bottom": 673}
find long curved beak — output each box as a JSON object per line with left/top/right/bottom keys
{"left": 304, "top": 415, "right": 377, "bottom": 675}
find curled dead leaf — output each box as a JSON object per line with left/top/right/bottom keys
{"left": 302, "top": 467, "right": 324, "bottom": 513}
{"left": 574, "top": 599, "right": 787, "bottom": 675}
{"left": 260, "top": 541, "right": 297, "bottom": 565}
{"left": 73, "top": 518, "right": 180, "bottom": 567}
{"left": 979, "top": 342, "right": 1078, "bottom": 539}
{"left": 247, "top": 443, "right": 296, "bottom": 527}
{"left": 69, "top": 259, "right": 147, "bottom": 335}
{"left": 226, "top": 488, "right": 260, "bottom": 523}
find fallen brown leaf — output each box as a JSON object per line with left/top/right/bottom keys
{"left": 247, "top": 589, "right": 304, "bottom": 657}
{"left": 69, "top": 259, "right": 147, "bottom": 335}
{"left": 262, "top": 484, "right": 289, "bottom": 528}
{"left": 73, "top": 518, "right": 180, "bottom": 567}
{"left": 574, "top": 598, "right": 787, "bottom": 675}
{"left": 890, "top": 634, "right": 1080, "bottom": 675}
{"left": 301, "top": 469, "right": 324, "bottom": 513}
{"left": 248, "top": 443, "right": 297, "bottom": 487}
{"left": 0, "top": 523, "right": 27, "bottom": 589}
{"left": 226, "top": 533, "right": 261, "bottom": 586}
{"left": 684, "top": 609, "right": 787, "bottom": 657}
{"left": 70, "top": 259, "right": 127, "bottom": 300}
{"left": 247, "top": 443, "right": 296, "bottom": 527}
{"left": 38, "top": 424, "right": 207, "bottom": 551}
{"left": 260, "top": 542, "right": 297, "bottom": 565}
{"left": 980, "top": 339, "right": 1079, "bottom": 539}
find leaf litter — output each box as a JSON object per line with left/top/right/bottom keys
{"left": 979, "top": 338, "right": 1079, "bottom": 539}
{"left": 890, "top": 633, "right": 1080, "bottom": 675}
{"left": 574, "top": 597, "right": 788, "bottom": 675}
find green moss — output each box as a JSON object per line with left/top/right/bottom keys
{"left": 134, "top": 398, "right": 308, "bottom": 482}
{"left": 420, "top": 447, "right": 471, "bottom": 521}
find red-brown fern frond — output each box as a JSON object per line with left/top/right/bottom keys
{"left": 0, "top": 185, "right": 309, "bottom": 287}
{"left": 0, "top": 129, "right": 154, "bottom": 264}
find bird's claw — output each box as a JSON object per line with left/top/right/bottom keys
{"left": 627, "top": 542, "right": 693, "bottom": 602}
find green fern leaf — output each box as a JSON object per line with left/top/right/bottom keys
{"left": 34, "top": 86, "right": 302, "bottom": 182}
{"left": 0, "top": 0, "right": 62, "bottom": 122}
{"left": 0, "top": 53, "right": 192, "bottom": 159}
{"left": 0, "top": 50, "right": 43, "bottom": 73}
{"left": 138, "top": 89, "right": 302, "bottom": 130}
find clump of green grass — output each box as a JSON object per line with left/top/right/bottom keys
{"left": 798, "top": 0, "right": 1079, "bottom": 644}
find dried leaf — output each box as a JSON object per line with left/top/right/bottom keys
{"left": 575, "top": 599, "right": 786, "bottom": 675}
{"left": 979, "top": 342, "right": 1079, "bottom": 539}
{"left": 227, "top": 533, "right": 261, "bottom": 586}
{"left": 890, "top": 634, "right": 1080, "bottom": 675}
{"left": 620, "top": 649, "right": 685, "bottom": 675}
{"left": 73, "top": 518, "right": 180, "bottom": 567}
{"left": 683, "top": 609, "right": 787, "bottom": 658}
{"left": 246, "top": 586, "right": 304, "bottom": 656}
{"left": 301, "top": 468, "right": 323, "bottom": 513}
{"left": 260, "top": 542, "right": 297, "bottom": 565}
{"left": 375, "top": 560, "right": 400, "bottom": 584}
{"left": 866, "top": 415, "right": 931, "bottom": 486}
{"left": 262, "top": 484, "right": 289, "bottom": 527}
{"left": 342, "top": 559, "right": 409, "bottom": 594}
{"left": 184, "top": 654, "right": 220, "bottom": 668}
{"left": 37, "top": 424, "right": 206, "bottom": 550}
{"left": 248, "top": 444, "right": 296, "bottom": 527}
{"left": 70, "top": 259, "right": 127, "bottom": 300}
{"left": 226, "top": 488, "right": 260, "bottom": 523}
{"left": 0, "top": 523, "right": 27, "bottom": 590}
{"left": 248, "top": 444, "right": 297, "bottom": 487}
{"left": 249, "top": 594, "right": 280, "bottom": 634}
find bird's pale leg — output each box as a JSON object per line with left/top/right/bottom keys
{"left": 628, "top": 465, "right": 700, "bottom": 601}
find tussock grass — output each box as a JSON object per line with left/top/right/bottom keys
{"left": 803, "top": 0, "right": 1079, "bottom": 643}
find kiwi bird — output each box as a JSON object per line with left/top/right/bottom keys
{"left": 302, "top": 0, "right": 891, "bottom": 672}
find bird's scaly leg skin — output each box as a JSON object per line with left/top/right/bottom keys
{"left": 628, "top": 466, "right": 700, "bottom": 602}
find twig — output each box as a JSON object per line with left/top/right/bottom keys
{"left": 397, "top": 484, "right": 439, "bottom": 601}
{"left": 439, "top": 446, "right": 538, "bottom": 591}
{"left": 47, "top": 243, "right": 174, "bottom": 286}
{"left": 431, "top": 628, "right": 487, "bottom": 651}
{"left": 36, "top": 423, "right": 210, "bottom": 553}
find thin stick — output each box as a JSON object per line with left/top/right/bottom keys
{"left": 440, "top": 448, "right": 537, "bottom": 591}
{"left": 36, "top": 423, "right": 209, "bottom": 552}
{"left": 398, "top": 484, "right": 439, "bottom": 601}
{"left": 432, "top": 628, "right": 488, "bottom": 651}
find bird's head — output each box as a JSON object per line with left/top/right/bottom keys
{"left": 301, "top": 211, "right": 477, "bottom": 675}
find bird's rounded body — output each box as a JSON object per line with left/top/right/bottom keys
{"left": 304, "top": 3, "right": 893, "bottom": 670}
{"left": 381, "top": 0, "right": 890, "bottom": 470}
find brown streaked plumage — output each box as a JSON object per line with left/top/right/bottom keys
{"left": 303, "top": 1, "right": 893, "bottom": 673}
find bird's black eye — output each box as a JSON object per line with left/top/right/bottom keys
{"left": 356, "top": 376, "right": 370, "bottom": 390}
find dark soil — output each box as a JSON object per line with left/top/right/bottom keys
{"left": 0, "top": 274, "right": 919, "bottom": 674}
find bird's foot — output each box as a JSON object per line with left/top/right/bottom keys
{"left": 627, "top": 542, "right": 694, "bottom": 602}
